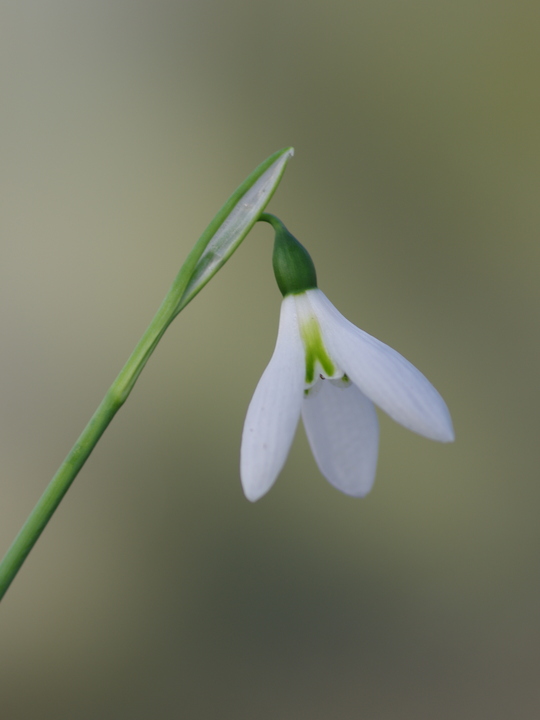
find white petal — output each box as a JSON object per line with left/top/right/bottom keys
{"left": 302, "top": 379, "right": 379, "bottom": 497}
{"left": 307, "top": 290, "right": 455, "bottom": 442}
{"left": 240, "top": 297, "right": 305, "bottom": 501}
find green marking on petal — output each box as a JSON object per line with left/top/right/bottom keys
{"left": 300, "top": 317, "right": 335, "bottom": 385}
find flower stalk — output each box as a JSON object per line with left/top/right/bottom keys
{"left": 0, "top": 147, "right": 294, "bottom": 601}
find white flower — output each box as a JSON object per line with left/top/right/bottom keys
{"left": 240, "top": 288, "right": 454, "bottom": 502}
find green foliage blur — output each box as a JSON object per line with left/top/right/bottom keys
{"left": 1, "top": 1, "right": 539, "bottom": 718}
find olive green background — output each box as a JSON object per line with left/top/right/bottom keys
{"left": 1, "top": 2, "right": 540, "bottom": 718}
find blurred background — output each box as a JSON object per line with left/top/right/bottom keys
{"left": 1, "top": 1, "right": 540, "bottom": 718}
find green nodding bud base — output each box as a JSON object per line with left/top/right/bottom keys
{"left": 259, "top": 214, "right": 318, "bottom": 297}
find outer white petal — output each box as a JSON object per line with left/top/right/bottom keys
{"left": 307, "top": 290, "right": 455, "bottom": 442}
{"left": 302, "top": 380, "right": 379, "bottom": 497}
{"left": 240, "top": 297, "right": 305, "bottom": 501}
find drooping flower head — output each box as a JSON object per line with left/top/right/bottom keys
{"left": 240, "top": 215, "right": 454, "bottom": 501}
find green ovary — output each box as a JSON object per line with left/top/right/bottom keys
{"left": 300, "top": 318, "right": 336, "bottom": 385}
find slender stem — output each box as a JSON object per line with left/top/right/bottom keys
{"left": 0, "top": 270, "right": 183, "bottom": 601}
{"left": 258, "top": 212, "right": 281, "bottom": 229}
{"left": 0, "top": 147, "right": 294, "bottom": 602}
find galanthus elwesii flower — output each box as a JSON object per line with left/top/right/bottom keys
{"left": 240, "top": 214, "right": 454, "bottom": 502}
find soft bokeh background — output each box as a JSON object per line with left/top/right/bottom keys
{"left": 1, "top": 1, "right": 540, "bottom": 718}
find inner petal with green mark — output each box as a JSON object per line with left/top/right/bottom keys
{"left": 299, "top": 316, "right": 341, "bottom": 386}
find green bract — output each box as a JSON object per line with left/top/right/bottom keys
{"left": 177, "top": 149, "right": 294, "bottom": 314}
{"left": 260, "top": 214, "right": 318, "bottom": 296}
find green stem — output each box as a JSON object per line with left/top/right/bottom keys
{"left": 0, "top": 212, "right": 211, "bottom": 601}
{"left": 0, "top": 147, "right": 294, "bottom": 602}
{"left": 0, "top": 284, "right": 179, "bottom": 601}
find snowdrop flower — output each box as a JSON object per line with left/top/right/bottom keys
{"left": 240, "top": 215, "right": 454, "bottom": 501}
